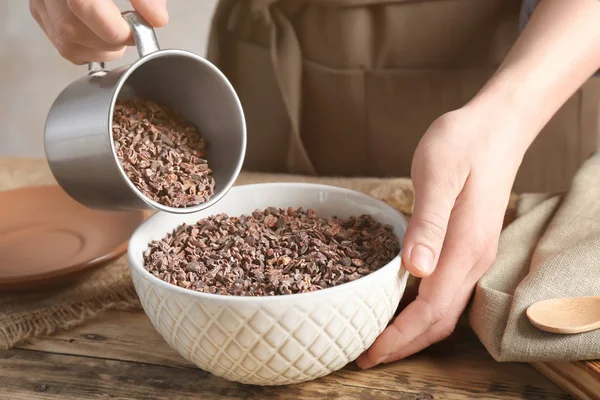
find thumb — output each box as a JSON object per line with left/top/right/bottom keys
{"left": 131, "top": 0, "right": 169, "bottom": 27}
{"left": 403, "top": 182, "right": 458, "bottom": 277}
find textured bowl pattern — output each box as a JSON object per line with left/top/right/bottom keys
{"left": 132, "top": 262, "right": 404, "bottom": 385}
{"left": 129, "top": 183, "right": 409, "bottom": 385}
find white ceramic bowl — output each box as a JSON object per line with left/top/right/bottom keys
{"left": 128, "top": 183, "right": 409, "bottom": 386}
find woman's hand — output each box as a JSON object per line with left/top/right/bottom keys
{"left": 356, "top": 101, "right": 527, "bottom": 368}
{"left": 356, "top": 0, "right": 600, "bottom": 369}
{"left": 30, "top": 0, "right": 168, "bottom": 65}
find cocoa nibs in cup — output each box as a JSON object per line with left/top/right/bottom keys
{"left": 143, "top": 207, "right": 400, "bottom": 296}
{"left": 112, "top": 99, "right": 215, "bottom": 208}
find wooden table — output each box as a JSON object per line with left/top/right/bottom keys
{"left": 0, "top": 158, "right": 573, "bottom": 399}
{"left": 0, "top": 308, "right": 572, "bottom": 399}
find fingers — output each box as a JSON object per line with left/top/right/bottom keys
{"left": 417, "top": 182, "right": 505, "bottom": 312}
{"left": 355, "top": 109, "right": 518, "bottom": 369}
{"left": 55, "top": 42, "right": 126, "bottom": 65}
{"left": 32, "top": 0, "right": 128, "bottom": 64}
{"left": 43, "top": 0, "right": 126, "bottom": 64}
{"left": 46, "top": 0, "right": 124, "bottom": 51}
{"left": 30, "top": 0, "right": 43, "bottom": 29}
{"left": 32, "top": 0, "right": 169, "bottom": 65}
{"left": 66, "top": 0, "right": 131, "bottom": 46}
{"left": 31, "top": 0, "right": 55, "bottom": 42}
{"left": 357, "top": 179, "right": 503, "bottom": 369}
{"left": 356, "top": 251, "right": 492, "bottom": 370}
{"left": 130, "top": 0, "right": 169, "bottom": 27}
{"left": 356, "top": 296, "right": 463, "bottom": 369}
{"left": 370, "top": 266, "right": 477, "bottom": 364}
{"left": 355, "top": 296, "right": 450, "bottom": 369}
{"left": 402, "top": 177, "right": 459, "bottom": 277}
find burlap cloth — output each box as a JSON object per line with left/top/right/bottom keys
{"left": 0, "top": 158, "right": 414, "bottom": 350}
{"left": 471, "top": 153, "right": 600, "bottom": 362}
{"left": 2, "top": 157, "right": 599, "bottom": 363}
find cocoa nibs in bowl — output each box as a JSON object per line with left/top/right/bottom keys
{"left": 143, "top": 207, "right": 400, "bottom": 296}
{"left": 112, "top": 99, "right": 215, "bottom": 208}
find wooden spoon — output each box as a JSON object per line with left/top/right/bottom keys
{"left": 526, "top": 296, "right": 600, "bottom": 335}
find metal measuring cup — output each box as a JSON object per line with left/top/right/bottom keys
{"left": 44, "top": 11, "right": 246, "bottom": 214}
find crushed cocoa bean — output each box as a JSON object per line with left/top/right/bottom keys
{"left": 143, "top": 207, "right": 400, "bottom": 296}
{"left": 112, "top": 99, "right": 215, "bottom": 208}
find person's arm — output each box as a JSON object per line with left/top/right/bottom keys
{"left": 357, "top": 0, "right": 600, "bottom": 368}
{"left": 479, "top": 0, "right": 600, "bottom": 152}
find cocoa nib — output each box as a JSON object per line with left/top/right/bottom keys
{"left": 113, "top": 99, "right": 215, "bottom": 208}
{"left": 143, "top": 208, "right": 400, "bottom": 296}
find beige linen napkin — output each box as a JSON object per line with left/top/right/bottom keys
{"left": 471, "top": 153, "right": 600, "bottom": 362}
{"left": 0, "top": 158, "right": 416, "bottom": 349}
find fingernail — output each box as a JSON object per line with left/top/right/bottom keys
{"left": 356, "top": 354, "right": 376, "bottom": 370}
{"left": 410, "top": 245, "right": 435, "bottom": 274}
{"left": 357, "top": 359, "right": 375, "bottom": 370}
{"left": 159, "top": 7, "right": 169, "bottom": 22}
{"left": 376, "top": 354, "right": 392, "bottom": 365}
{"left": 358, "top": 355, "right": 387, "bottom": 369}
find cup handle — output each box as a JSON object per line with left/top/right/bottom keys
{"left": 88, "top": 62, "right": 105, "bottom": 74}
{"left": 122, "top": 10, "right": 161, "bottom": 57}
{"left": 87, "top": 11, "right": 160, "bottom": 73}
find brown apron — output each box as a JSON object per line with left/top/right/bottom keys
{"left": 207, "top": 0, "right": 600, "bottom": 193}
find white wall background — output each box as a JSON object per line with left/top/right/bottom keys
{"left": 0, "top": 0, "right": 219, "bottom": 157}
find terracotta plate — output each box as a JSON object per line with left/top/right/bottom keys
{"left": 0, "top": 185, "right": 145, "bottom": 291}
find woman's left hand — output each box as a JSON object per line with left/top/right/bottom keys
{"left": 356, "top": 101, "right": 527, "bottom": 368}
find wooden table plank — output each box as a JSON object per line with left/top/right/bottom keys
{"left": 18, "top": 309, "right": 192, "bottom": 369}
{"left": 14, "top": 309, "right": 573, "bottom": 399}
{"left": 0, "top": 349, "right": 419, "bottom": 400}
{"left": 532, "top": 362, "right": 600, "bottom": 400}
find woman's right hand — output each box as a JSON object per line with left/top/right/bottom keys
{"left": 30, "top": 0, "right": 168, "bottom": 65}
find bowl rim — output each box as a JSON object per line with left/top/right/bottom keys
{"left": 128, "top": 182, "right": 408, "bottom": 303}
